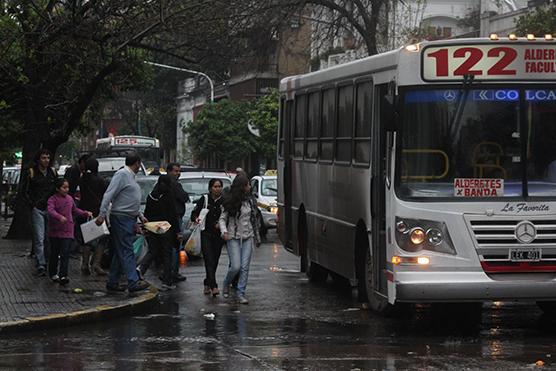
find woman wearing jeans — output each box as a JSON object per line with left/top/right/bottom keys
{"left": 219, "top": 175, "right": 260, "bottom": 304}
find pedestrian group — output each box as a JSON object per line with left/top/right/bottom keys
{"left": 24, "top": 149, "right": 260, "bottom": 303}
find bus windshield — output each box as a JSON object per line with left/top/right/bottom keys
{"left": 397, "top": 88, "right": 556, "bottom": 199}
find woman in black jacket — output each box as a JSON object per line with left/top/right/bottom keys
{"left": 140, "top": 175, "right": 179, "bottom": 289}
{"left": 79, "top": 157, "right": 108, "bottom": 275}
{"left": 190, "top": 178, "right": 225, "bottom": 296}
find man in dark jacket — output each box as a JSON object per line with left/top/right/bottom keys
{"left": 22, "top": 149, "right": 58, "bottom": 276}
{"left": 139, "top": 175, "right": 179, "bottom": 290}
{"left": 65, "top": 154, "right": 89, "bottom": 198}
{"left": 166, "top": 162, "right": 189, "bottom": 282}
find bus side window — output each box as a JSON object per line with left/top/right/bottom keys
{"left": 294, "top": 95, "right": 306, "bottom": 159}
{"left": 354, "top": 81, "right": 372, "bottom": 164}
{"left": 320, "top": 88, "right": 335, "bottom": 161}
{"left": 336, "top": 85, "right": 353, "bottom": 163}
{"left": 306, "top": 91, "right": 320, "bottom": 160}
{"left": 279, "top": 98, "right": 286, "bottom": 158}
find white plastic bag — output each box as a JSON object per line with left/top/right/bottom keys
{"left": 198, "top": 195, "right": 209, "bottom": 231}
{"left": 80, "top": 219, "right": 110, "bottom": 244}
{"left": 184, "top": 225, "right": 202, "bottom": 257}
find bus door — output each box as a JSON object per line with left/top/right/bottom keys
{"left": 282, "top": 99, "right": 295, "bottom": 252}
{"left": 370, "top": 84, "right": 392, "bottom": 296}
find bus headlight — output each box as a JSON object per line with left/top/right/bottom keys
{"left": 395, "top": 217, "right": 455, "bottom": 255}
{"left": 410, "top": 228, "right": 425, "bottom": 245}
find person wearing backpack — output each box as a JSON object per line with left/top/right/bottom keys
{"left": 190, "top": 178, "right": 225, "bottom": 296}
{"left": 22, "top": 149, "right": 58, "bottom": 276}
{"left": 139, "top": 175, "right": 179, "bottom": 290}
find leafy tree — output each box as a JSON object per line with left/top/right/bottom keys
{"left": 185, "top": 99, "right": 257, "bottom": 169}
{"left": 515, "top": 5, "right": 556, "bottom": 36}
{"left": 248, "top": 89, "right": 280, "bottom": 164}
{"left": 0, "top": 0, "right": 292, "bottom": 238}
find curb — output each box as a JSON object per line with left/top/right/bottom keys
{"left": 0, "top": 286, "right": 158, "bottom": 334}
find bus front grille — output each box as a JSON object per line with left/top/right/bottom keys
{"left": 465, "top": 216, "right": 556, "bottom": 273}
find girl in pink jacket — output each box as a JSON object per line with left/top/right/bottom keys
{"left": 47, "top": 179, "right": 92, "bottom": 285}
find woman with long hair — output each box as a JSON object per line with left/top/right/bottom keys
{"left": 190, "top": 178, "right": 225, "bottom": 296}
{"left": 219, "top": 175, "right": 260, "bottom": 304}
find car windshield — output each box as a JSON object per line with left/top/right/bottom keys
{"left": 137, "top": 178, "right": 157, "bottom": 204}
{"left": 397, "top": 88, "right": 556, "bottom": 199}
{"left": 179, "top": 177, "right": 231, "bottom": 202}
{"left": 261, "top": 179, "right": 277, "bottom": 197}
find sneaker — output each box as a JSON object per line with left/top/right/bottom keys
{"left": 59, "top": 277, "right": 70, "bottom": 285}
{"left": 106, "top": 284, "right": 126, "bottom": 293}
{"left": 211, "top": 287, "right": 220, "bottom": 297}
{"left": 161, "top": 282, "right": 177, "bottom": 291}
{"left": 36, "top": 266, "right": 47, "bottom": 277}
{"left": 238, "top": 296, "right": 249, "bottom": 304}
{"left": 129, "top": 280, "right": 150, "bottom": 293}
{"left": 50, "top": 274, "right": 60, "bottom": 282}
{"left": 223, "top": 286, "right": 230, "bottom": 298}
{"left": 203, "top": 285, "right": 211, "bottom": 295}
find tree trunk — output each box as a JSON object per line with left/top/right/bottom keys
{"left": 5, "top": 131, "right": 42, "bottom": 239}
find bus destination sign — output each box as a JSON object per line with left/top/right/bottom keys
{"left": 454, "top": 178, "right": 504, "bottom": 197}
{"left": 423, "top": 44, "right": 556, "bottom": 81}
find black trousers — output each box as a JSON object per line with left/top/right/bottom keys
{"left": 201, "top": 232, "right": 224, "bottom": 289}
{"left": 49, "top": 237, "right": 72, "bottom": 278}
{"left": 141, "top": 232, "right": 175, "bottom": 284}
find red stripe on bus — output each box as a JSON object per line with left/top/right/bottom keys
{"left": 386, "top": 271, "right": 394, "bottom": 282}
{"left": 481, "top": 261, "right": 556, "bottom": 273}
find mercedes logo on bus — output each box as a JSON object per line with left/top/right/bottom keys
{"left": 515, "top": 221, "right": 537, "bottom": 244}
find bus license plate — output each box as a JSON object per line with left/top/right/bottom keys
{"left": 510, "top": 248, "right": 541, "bottom": 262}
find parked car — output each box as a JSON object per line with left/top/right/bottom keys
{"left": 137, "top": 172, "right": 233, "bottom": 232}
{"left": 250, "top": 175, "right": 278, "bottom": 237}
{"left": 179, "top": 171, "right": 232, "bottom": 225}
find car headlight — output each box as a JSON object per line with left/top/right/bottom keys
{"left": 270, "top": 206, "right": 278, "bottom": 214}
{"left": 395, "top": 217, "right": 455, "bottom": 255}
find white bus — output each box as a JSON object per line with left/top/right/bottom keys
{"left": 96, "top": 135, "right": 161, "bottom": 170}
{"left": 278, "top": 35, "right": 556, "bottom": 314}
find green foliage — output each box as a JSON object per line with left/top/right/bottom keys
{"left": 516, "top": 5, "right": 556, "bottom": 36}
{"left": 185, "top": 99, "right": 257, "bottom": 165}
{"left": 248, "top": 89, "right": 279, "bottom": 159}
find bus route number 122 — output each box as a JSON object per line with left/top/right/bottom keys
{"left": 426, "top": 47, "right": 517, "bottom": 78}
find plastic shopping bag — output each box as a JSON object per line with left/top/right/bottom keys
{"left": 144, "top": 221, "right": 171, "bottom": 234}
{"left": 80, "top": 219, "right": 110, "bottom": 244}
{"left": 184, "top": 225, "right": 202, "bottom": 257}
{"left": 133, "top": 235, "right": 148, "bottom": 262}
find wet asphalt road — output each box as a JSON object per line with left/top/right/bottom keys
{"left": 1, "top": 232, "right": 556, "bottom": 370}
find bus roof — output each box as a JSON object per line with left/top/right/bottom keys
{"left": 281, "top": 37, "right": 556, "bottom": 93}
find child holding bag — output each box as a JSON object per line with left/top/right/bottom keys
{"left": 47, "top": 178, "right": 92, "bottom": 285}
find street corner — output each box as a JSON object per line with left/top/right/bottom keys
{"left": 0, "top": 285, "right": 159, "bottom": 335}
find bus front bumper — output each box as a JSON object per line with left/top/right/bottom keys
{"left": 394, "top": 271, "right": 556, "bottom": 302}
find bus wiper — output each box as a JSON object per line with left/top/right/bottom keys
{"left": 449, "top": 74, "right": 475, "bottom": 141}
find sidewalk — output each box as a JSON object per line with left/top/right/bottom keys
{"left": 0, "top": 218, "right": 158, "bottom": 334}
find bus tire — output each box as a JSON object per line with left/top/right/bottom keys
{"left": 537, "top": 301, "right": 556, "bottom": 314}
{"left": 356, "top": 228, "right": 396, "bottom": 315}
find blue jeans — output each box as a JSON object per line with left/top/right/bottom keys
{"left": 49, "top": 238, "right": 72, "bottom": 278}
{"left": 31, "top": 207, "right": 48, "bottom": 267}
{"left": 108, "top": 214, "right": 140, "bottom": 289}
{"left": 223, "top": 237, "right": 253, "bottom": 297}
